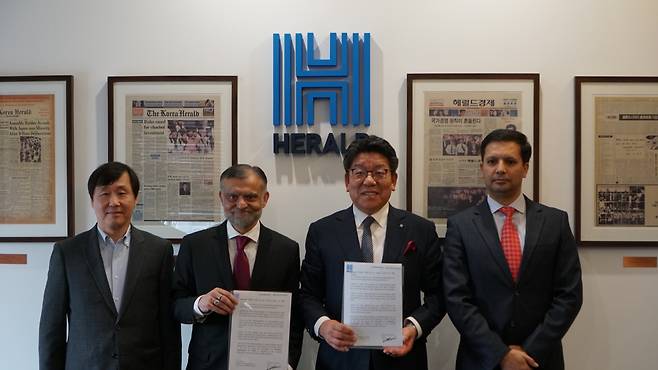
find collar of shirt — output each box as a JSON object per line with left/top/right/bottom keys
{"left": 226, "top": 220, "right": 260, "bottom": 275}
{"left": 487, "top": 193, "right": 527, "bottom": 251}
{"left": 96, "top": 224, "right": 131, "bottom": 247}
{"left": 352, "top": 202, "right": 389, "bottom": 229}
{"left": 226, "top": 220, "right": 260, "bottom": 244}
{"left": 96, "top": 224, "right": 131, "bottom": 309}
{"left": 487, "top": 194, "right": 526, "bottom": 216}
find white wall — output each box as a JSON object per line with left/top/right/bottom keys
{"left": 1, "top": 0, "right": 657, "bottom": 369}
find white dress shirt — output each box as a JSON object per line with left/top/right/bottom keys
{"left": 353, "top": 203, "right": 388, "bottom": 264}
{"left": 226, "top": 220, "right": 260, "bottom": 275}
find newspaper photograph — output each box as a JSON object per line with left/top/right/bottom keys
{"left": 126, "top": 95, "right": 223, "bottom": 222}
{"left": 0, "top": 94, "right": 55, "bottom": 224}
{"left": 594, "top": 96, "right": 658, "bottom": 226}
{"left": 423, "top": 91, "right": 523, "bottom": 222}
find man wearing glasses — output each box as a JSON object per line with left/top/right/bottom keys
{"left": 300, "top": 135, "right": 445, "bottom": 370}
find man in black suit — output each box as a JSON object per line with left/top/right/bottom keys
{"left": 443, "top": 129, "right": 583, "bottom": 370}
{"left": 173, "top": 164, "right": 303, "bottom": 370}
{"left": 300, "top": 135, "right": 444, "bottom": 370}
{"left": 39, "top": 162, "right": 181, "bottom": 370}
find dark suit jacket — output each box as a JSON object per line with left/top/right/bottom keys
{"left": 172, "top": 221, "right": 303, "bottom": 370}
{"left": 443, "top": 197, "right": 583, "bottom": 370}
{"left": 300, "top": 205, "right": 445, "bottom": 370}
{"left": 39, "top": 226, "right": 181, "bottom": 370}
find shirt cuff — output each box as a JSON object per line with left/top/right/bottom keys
{"left": 193, "top": 295, "right": 209, "bottom": 319}
{"left": 314, "top": 316, "right": 331, "bottom": 337}
{"left": 405, "top": 316, "right": 422, "bottom": 339}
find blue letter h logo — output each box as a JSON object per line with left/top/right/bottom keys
{"left": 273, "top": 32, "right": 370, "bottom": 127}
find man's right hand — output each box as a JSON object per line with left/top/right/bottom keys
{"left": 198, "top": 288, "right": 239, "bottom": 315}
{"left": 319, "top": 319, "right": 357, "bottom": 352}
{"left": 500, "top": 346, "right": 539, "bottom": 370}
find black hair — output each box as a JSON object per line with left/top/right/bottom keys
{"left": 87, "top": 162, "right": 140, "bottom": 199}
{"left": 480, "top": 129, "right": 532, "bottom": 163}
{"left": 342, "top": 135, "right": 399, "bottom": 173}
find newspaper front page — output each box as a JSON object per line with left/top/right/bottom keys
{"left": 595, "top": 96, "right": 658, "bottom": 226}
{"left": 126, "top": 95, "right": 223, "bottom": 223}
{"left": 424, "top": 91, "right": 523, "bottom": 222}
{"left": 0, "top": 94, "right": 56, "bottom": 224}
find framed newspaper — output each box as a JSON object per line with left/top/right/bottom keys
{"left": 407, "top": 73, "right": 540, "bottom": 237}
{"left": 576, "top": 76, "right": 658, "bottom": 246}
{"left": 0, "top": 75, "right": 74, "bottom": 242}
{"left": 108, "top": 76, "right": 237, "bottom": 242}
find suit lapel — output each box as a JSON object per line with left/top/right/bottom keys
{"left": 336, "top": 207, "right": 364, "bottom": 262}
{"left": 250, "top": 224, "right": 273, "bottom": 290}
{"left": 212, "top": 222, "right": 235, "bottom": 290}
{"left": 472, "top": 201, "right": 514, "bottom": 285}
{"left": 83, "top": 226, "right": 118, "bottom": 317}
{"left": 518, "top": 197, "right": 544, "bottom": 282}
{"left": 382, "top": 206, "right": 406, "bottom": 263}
{"left": 118, "top": 227, "right": 146, "bottom": 318}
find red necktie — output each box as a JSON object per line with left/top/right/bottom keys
{"left": 499, "top": 206, "right": 522, "bottom": 281}
{"left": 233, "top": 236, "right": 251, "bottom": 290}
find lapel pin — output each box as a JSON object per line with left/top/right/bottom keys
{"left": 399, "top": 224, "right": 404, "bottom": 228}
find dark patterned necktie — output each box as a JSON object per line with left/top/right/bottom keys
{"left": 361, "top": 216, "right": 375, "bottom": 263}
{"left": 233, "top": 236, "right": 251, "bottom": 290}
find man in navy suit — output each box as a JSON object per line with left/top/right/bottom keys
{"left": 173, "top": 164, "right": 303, "bottom": 370}
{"left": 443, "top": 129, "right": 583, "bottom": 370}
{"left": 300, "top": 135, "right": 444, "bottom": 370}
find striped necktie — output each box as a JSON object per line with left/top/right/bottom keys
{"left": 361, "top": 216, "right": 375, "bottom": 263}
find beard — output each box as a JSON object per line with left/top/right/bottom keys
{"left": 227, "top": 209, "right": 262, "bottom": 232}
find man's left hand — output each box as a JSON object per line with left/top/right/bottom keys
{"left": 382, "top": 325, "right": 417, "bottom": 357}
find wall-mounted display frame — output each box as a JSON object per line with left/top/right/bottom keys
{"left": 407, "top": 73, "right": 540, "bottom": 237}
{"left": 108, "top": 76, "right": 237, "bottom": 242}
{"left": 575, "top": 76, "right": 658, "bottom": 246}
{"left": 0, "top": 75, "right": 74, "bottom": 242}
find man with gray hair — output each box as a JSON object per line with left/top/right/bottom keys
{"left": 173, "top": 164, "right": 303, "bottom": 370}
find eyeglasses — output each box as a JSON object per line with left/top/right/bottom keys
{"left": 349, "top": 168, "right": 390, "bottom": 181}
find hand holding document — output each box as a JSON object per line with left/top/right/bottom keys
{"left": 342, "top": 262, "right": 403, "bottom": 348}
{"left": 228, "top": 290, "right": 291, "bottom": 370}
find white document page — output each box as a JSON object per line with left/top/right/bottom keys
{"left": 342, "top": 262, "right": 403, "bottom": 348}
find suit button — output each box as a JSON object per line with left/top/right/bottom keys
{"left": 514, "top": 291, "right": 520, "bottom": 297}
{"left": 510, "top": 321, "right": 517, "bottom": 328}
{"left": 115, "top": 325, "right": 120, "bottom": 331}
{"left": 112, "top": 353, "right": 118, "bottom": 359}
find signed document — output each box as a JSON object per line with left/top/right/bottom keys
{"left": 228, "top": 290, "right": 291, "bottom": 370}
{"left": 342, "top": 262, "right": 403, "bottom": 348}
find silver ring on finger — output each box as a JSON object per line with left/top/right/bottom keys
{"left": 213, "top": 298, "right": 220, "bottom": 305}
